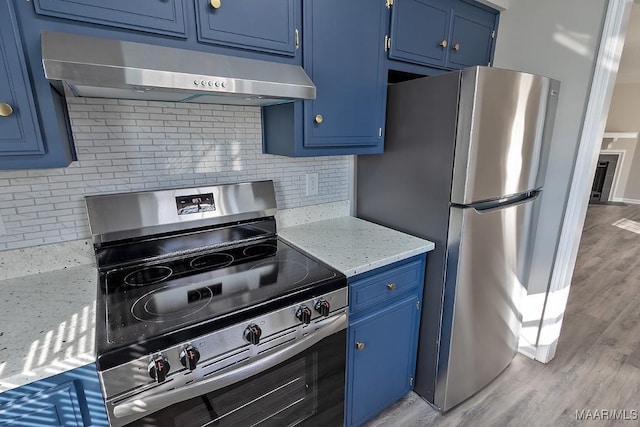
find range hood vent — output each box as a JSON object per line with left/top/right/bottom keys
{"left": 41, "top": 31, "right": 316, "bottom": 106}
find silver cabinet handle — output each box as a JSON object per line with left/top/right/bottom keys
{"left": 113, "top": 313, "right": 347, "bottom": 419}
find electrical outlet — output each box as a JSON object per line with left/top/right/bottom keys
{"left": 306, "top": 173, "right": 319, "bottom": 196}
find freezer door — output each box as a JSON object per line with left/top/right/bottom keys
{"left": 435, "top": 194, "right": 537, "bottom": 411}
{"left": 451, "top": 67, "right": 559, "bottom": 205}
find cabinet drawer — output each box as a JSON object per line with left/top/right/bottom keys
{"left": 350, "top": 259, "right": 423, "bottom": 313}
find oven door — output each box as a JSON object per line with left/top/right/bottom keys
{"left": 117, "top": 319, "right": 346, "bottom": 427}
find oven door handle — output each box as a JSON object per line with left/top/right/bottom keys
{"left": 112, "top": 313, "right": 347, "bottom": 420}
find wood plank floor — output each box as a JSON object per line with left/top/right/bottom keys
{"left": 366, "top": 203, "right": 640, "bottom": 426}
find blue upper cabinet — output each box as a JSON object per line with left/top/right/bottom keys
{"left": 388, "top": 0, "right": 451, "bottom": 69}
{"left": 388, "top": 0, "right": 498, "bottom": 71}
{"left": 448, "top": 3, "right": 497, "bottom": 68}
{"left": 0, "top": 364, "right": 108, "bottom": 426}
{"left": 303, "top": 0, "right": 386, "bottom": 151}
{"left": 262, "top": 0, "right": 387, "bottom": 157}
{"left": 33, "top": 0, "right": 188, "bottom": 38}
{"left": 196, "top": 0, "right": 299, "bottom": 57}
{"left": 0, "top": 3, "right": 45, "bottom": 157}
{"left": 0, "top": 0, "right": 75, "bottom": 170}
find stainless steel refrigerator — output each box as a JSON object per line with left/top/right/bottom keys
{"left": 356, "top": 66, "right": 560, "bottom": 411}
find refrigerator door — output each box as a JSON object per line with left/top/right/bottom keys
{"left": 435, "top": 192, "right": 538, "bottom": 411}
{"left": 451, "top": 67, "right": 559, "bottom": 205}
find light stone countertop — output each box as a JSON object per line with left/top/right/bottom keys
{"left": 0, "top": 215, "right": 434, "bottom": 392}
{"left": 0, "top": 265, "right": 97, "bottom": 392}
{"left": 279, "top": 216, "right": 435, "bottom": 277}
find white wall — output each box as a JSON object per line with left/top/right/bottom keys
{"left": 491, "top": 0, "right": 608, "bottom": 358}
{"left": 600, "top": 138, "right": 637, "bottom": 201}
{"left": 0, "top": 98, "right": 350, "bottom": 250}
{"left": 604, "top": 82, "right": 640, "bottom": 200}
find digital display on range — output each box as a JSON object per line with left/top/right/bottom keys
{"left": 176, "top": 193, "right": 216, "bottom": 215}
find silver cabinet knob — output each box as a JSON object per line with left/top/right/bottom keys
{"left": 356, "top": 342, "right": 365, "bottom": 351}
{"left": 314, "top": 114, "right": 324, "bottom": 124}
{"left": 210, "top": 0, "right": 221, "bottom": 9}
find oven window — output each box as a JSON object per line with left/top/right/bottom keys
{"left": 127, "top": 331, "right": 345, "bottom": 427}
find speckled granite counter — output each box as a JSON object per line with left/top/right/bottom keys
{"left": 279, "top": 216, "right": 435, "bottom": 277}
{"left": 0, "top": 265, "right": 97, "bottom": 392}
{"left": 0, "top": 215, "right": 434, "bottom": 393}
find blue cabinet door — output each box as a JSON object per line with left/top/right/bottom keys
{"left": 33, "top": 0, "right": 188, "bottom": 37}
{"left": 196, "top": 0, "right": 298, "bottom": 56}
{"left": 302, "top": 0, "right": 386, "bottom": 151}
{"left": 262, "top": 0, "right": 387, "bottom": 156}
{"left": 0, "top": 0, "right": 75, "bottom": 169}
{"left": 0, "top": 1, "right": 45, "bottom": 157}
{"left": 448, "top": 4, "right": 497, "bottom": 68}
{"left": 0, "top": 364, "right": 108, "bottom": 426}
{"left": 346, "top": 296, "right": 419, "bottom": 427}
{"left": 389, "top": 0, "right": 451, "bottom": 68}
{"left": 387, "top": 0, "right": 498, "bottom": 71}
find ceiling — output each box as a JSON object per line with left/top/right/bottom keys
{"left": 615, "top": 2, "right": 640, "bottom": 84}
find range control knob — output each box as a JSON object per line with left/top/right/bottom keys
{"left": 179, "top": 345, "right": 201, "bottom": 371}
{"left": 314, "top": 298, "right": 330, "bottom": 317}
{"left": 148, "top": 355, "right": 170, "bottom": 383}
{"left": 244, "top": 323, "right": 262, "bottom": 345}
{"left": 296, "top": 305, "right": 312, "bottom": 325}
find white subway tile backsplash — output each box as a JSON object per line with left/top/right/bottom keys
{"left": 0, "top": 101, "right": 350, "bottom": 250}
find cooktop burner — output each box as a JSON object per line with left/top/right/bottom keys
{"left": 124, "top": 265, "right": 173, "bottom": 287}
{"left": 250, "top": 259, "right": 309, "bottom": 286}
{"left": 243, "top": 243, "right": 278, "bottom": 257}
{"left": 131, "top": 282, "right": 219, "bottom": 322}
{"left": 98, "top": 238, "right": 341, "bottom": 358}
{"left": 189, "top": 253, "right": 234, "bottom": 269}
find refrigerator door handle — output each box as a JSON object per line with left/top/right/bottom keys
{"left": 460, "top": 190, "right": 541, "bottom": 213}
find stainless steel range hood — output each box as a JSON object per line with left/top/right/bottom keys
{"left": 41, "top": 31, "right": 315, "bottom": 106}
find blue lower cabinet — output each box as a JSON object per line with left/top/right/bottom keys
{"left": 0, "top": 364, "right": 108, "bottom": 426}
{"left": 345, "top": 254, "right": 426, "bottom": 427}
{"left": 347, "top": 296, "right": 420, "bottom": 426}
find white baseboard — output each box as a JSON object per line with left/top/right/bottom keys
{"left": 622, "top": 198, "right": 640, "bottom": 205}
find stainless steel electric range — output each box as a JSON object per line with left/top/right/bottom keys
{"left": 86, "top": 181, "right": 348, "bottom": 427}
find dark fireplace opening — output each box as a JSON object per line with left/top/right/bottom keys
{"left": 590, "top": 154, "right": 619, "bottom": 203}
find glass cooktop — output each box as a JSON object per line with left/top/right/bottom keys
{"left": 98, "top": 238, "right": 344, "bottom": 353}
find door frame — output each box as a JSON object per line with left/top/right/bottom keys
{"left": 598, "top": 150, "right": 625, "bottom": 201}
{"left": 534, "top": 0, "right": 634, "bottom": 362}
